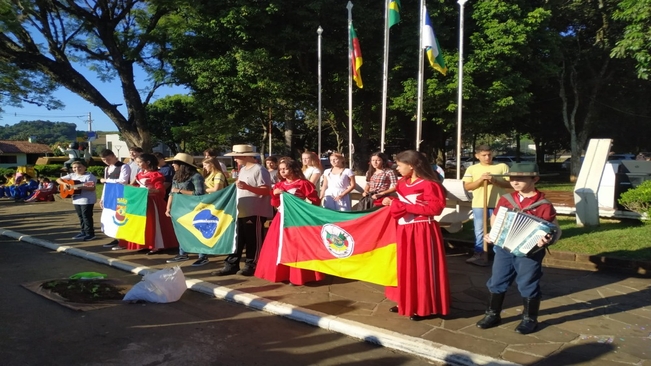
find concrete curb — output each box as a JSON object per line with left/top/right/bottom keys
{"left": 2, "top": 228, "right": 518, "bottom": 366}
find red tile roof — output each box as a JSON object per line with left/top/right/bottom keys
{"left": 0, "top": 140, "right": 52, "bottom": 154}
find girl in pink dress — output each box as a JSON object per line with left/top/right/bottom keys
{"left": 382, "top": 150, "right": 451, "bottom": 321}
{"left": 118, "top": 153, "right": 179, "bottom": 253}
{"left": 255, "top": 158, "right": 326, "bottom": 285}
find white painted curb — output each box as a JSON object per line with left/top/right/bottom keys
{"left": 1, "top": 228, "right": 518, "bottom": 366}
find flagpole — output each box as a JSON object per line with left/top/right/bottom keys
{"left": 380, "top": 0, "right": 390, "bottom": 152}
{"left": 347, "top": 1, "right": 354, "bottom": 169}
{"left": 456, "top": 0, "right": 468, "bottom": 179}
{"left": 317, "top": 26, "right": 323, "bottom": 158}
{"left": 415, "top": 1, "right": 425, "bottom": 151}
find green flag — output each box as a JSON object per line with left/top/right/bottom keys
{"left": 388, "top": 0, "right": 401, "bottom": 28}
{"left": 170, "top": 184, "right": 238, "bottom": 255}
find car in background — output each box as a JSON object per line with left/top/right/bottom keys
{"left": 561, "top": 157, "right": 578, "bottom": 170}
{"left": 319, "top": 157, "right": 332, "bottom": 170}
{"left": 461, "top": 157, "right": 477, "bottom": 169}
{"left": 608, "top": 153, "right": 636, "bottom": 162}
{"left": 561, "top": 154, "right": 635, "bottom": 170}
{"left": 491, "top": 155, "right": 536, "bottom": 167}
{"left": 492, "top": 156, "right": 516, "bottom": 166}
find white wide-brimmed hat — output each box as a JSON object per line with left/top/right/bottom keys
{"left": 224, "top": 144, "right": 259, "bottom": 157}
{"left": 166, "top": 153, "right": 199, "bottom": 168}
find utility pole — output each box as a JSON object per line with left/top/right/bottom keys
{"left": 87, "top": 112, "right": 93, "bottom": 153}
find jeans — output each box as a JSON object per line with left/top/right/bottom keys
{"left": 486, "top": 246, "right": 546, "bottom": 298}
{"left": 472, "top": 207, "right": 494, "bottom": 254}
{"left": 179, "top": 247, "right": 206, "bottom": 259}
{"left": 74, "top": 203, "right": 95, "bottom": 236}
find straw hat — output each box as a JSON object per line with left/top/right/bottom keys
{"left": 166, "top": 153, "right": 199, "bottom": 168}
{"left": 224, "top": 144, "right": 259, "bottom": 157}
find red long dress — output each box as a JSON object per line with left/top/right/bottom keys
{"left": 254, "top": 179, "right": 326, "bottom": 285}
{"left": 119, "top": 170, "right": 179, "bottom": 251}
{"left": 384, "top": 176, "right": 451, "bottom": 317}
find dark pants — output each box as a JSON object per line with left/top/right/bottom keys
{"left": 486, "top": 246, "right": 545, "bottom": 298}
{"left": 224, "top": 216, "right": 267, "bottom": 269}
{"left": 74, "top": 203, "right": 95, "bottom": 236}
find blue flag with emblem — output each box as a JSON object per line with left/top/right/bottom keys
{"left": 170, "top": 184, "right": 238, "bottom": 255}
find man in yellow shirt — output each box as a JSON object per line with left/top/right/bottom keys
{"left": 462, "top": 145, "right": 510, "bottom": 266}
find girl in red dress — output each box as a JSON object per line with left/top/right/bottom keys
{"left": 118, "top": 153, "right": 179, "bottom": 253}
{"left": 255, "top": 158, "right": 326, "bottom": 285}
{"left": 382, "top": 150, "right": 450, "bottom": 321}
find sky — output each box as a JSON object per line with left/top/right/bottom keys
{"left": 0, "top": 67, "right": 188, "bottom": 133}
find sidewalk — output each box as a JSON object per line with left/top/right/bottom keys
{"left": 1, "top": 199, "right": 650, "bottom": 366}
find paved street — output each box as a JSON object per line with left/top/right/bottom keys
{"left": 0, "top": 237, "right": 438, "bottom": 366}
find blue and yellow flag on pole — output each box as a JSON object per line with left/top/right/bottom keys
{"left": 100, "top": 183, "right": 148, "bottom": 244}
{"left": 170, "top": 185, "right": 238, "bottom": 255}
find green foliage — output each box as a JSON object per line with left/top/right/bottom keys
{"left": 618, "top": 180, "right": 651, "bottom": 217}
{"left": 87, "top": 166, "right": 105, "bottom": 178}
{"left": 0, "top": 120, "right": 77, "bottom": 145}
{"left": 0, "top": 167, "right": 15, "bottom": 182}
{"left": 611, "top": 0, "right": 651, "bottom": 80}
{"left": 553, "top": 217, "right": 651, "bottom": 261}
{"left": 0, "top": 0, "right": 176, "bottom": 149}
{"left": 3, "top": 0, "right": 649, "bottom": 162}
{"left": 0, "top": 61, "right": 63, "bottom": 114}
{"left": 33, "top": 165, "right": 63, "bottom": 178}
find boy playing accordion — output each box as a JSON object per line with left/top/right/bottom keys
{"left": 476, "top": 163, "right": 561, "bottom": 334}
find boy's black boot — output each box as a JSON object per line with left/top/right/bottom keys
{"left": 515, "top": 297, "right": 541, "bottom": 334}
{"left": 476, "top": 292, "right": 505, "bottom": 329}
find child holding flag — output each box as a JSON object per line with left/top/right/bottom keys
{"left": 382, "top": 150, "right": 450, "bottom": 321}
{"left": 255, "top": 158, "right": 325, "bottom": 285}
{"left": 117, "top": 153, "right": 178, "bottom": 254}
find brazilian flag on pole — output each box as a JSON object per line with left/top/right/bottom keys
{"left": 388, "top": 0, "right": 401, "bottom": 28}
{"left": 170, "top": 184, "right": 238, "bottom": 255}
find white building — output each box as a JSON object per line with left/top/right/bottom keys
{"left": 104, "top": 134, "right": 174, "bottom": 160}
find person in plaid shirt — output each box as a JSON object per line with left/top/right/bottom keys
{"left": 363, "top": 152, "right": 398, "bottom": 206}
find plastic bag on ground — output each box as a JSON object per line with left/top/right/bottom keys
{"left": 123, "top": 266, "right": 187, "bottom": 303}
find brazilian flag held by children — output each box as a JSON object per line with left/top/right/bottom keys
{"left": 170, "top": 184, "right": 238, "bottom": 255}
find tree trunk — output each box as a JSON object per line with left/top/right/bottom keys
{"left": 284, "top": 110, "right": 294, "bottom": 157}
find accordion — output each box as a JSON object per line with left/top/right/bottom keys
{"left": 488, "top": 206, "right": 558, "bottom": 257}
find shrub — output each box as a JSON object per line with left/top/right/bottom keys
{"left": 88, "top": 166, "right": 105, "bottom": 177}
{"left": 33, "top": 164, "right": 104, "bottom": 179}
{"left": 618, "top": 180, "right": 651, "bottom": 217}
{"left": 34, "top": 164, "right": 63, "bottom": 178}
{"left": 0, "top": 167, "right": 16, "bottom": 183}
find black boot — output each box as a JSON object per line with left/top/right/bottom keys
{"left": 476, "top": 292, "right": 506, "bottom": 329}
{"left": 515, "top": 297, "right": 541, "bottom": 334}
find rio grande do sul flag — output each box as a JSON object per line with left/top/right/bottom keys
{"left": 278, "top": 193, "right": 397, "bottom": 286}
{"left": 170, "top": 184, "right": 238, "bottom": 255}
{"left": 100, "top": 183, "right": 148, "bottom": 244}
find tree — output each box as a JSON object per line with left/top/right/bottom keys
{"left": 0, "top": 0, "right": 175, "bottom": 150}
{"left": 0, "top": 120, "right": 76, "bottom": 144}
{"left": 145, "top": 94, "right": 239, "bottom": 154}
{"left": 0, "top": 63, "right": 63, "bottom": 114}
{"left": 549, "top": 0, "right": 630, "bottom": 177}
{"left": 611, "top": 0, "right": 651, "bottom": 80}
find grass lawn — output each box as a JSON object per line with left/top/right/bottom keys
{"left": 537, "top": 182, "right": 575, "bottom": 192}
{"left": 444, "top": 216, "right": 651, "bottom": 261}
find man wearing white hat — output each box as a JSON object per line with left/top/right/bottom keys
{"left": 212, "top": 144, "right": 273, "bottom": 276}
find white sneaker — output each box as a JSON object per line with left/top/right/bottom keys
{"left": 466, "top": 252, "right": 490, "bottom": 267}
